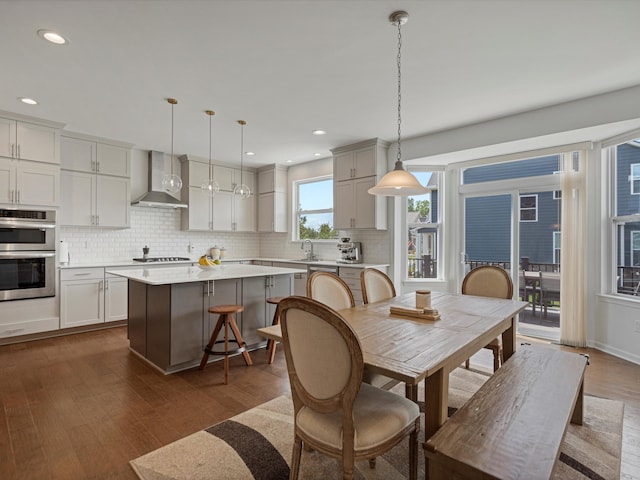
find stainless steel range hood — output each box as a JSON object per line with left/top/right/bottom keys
{"left": 132, "top": 151, "right": 187, "bottom": 208}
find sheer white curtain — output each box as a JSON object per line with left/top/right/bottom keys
{"left": 559, "top": 152, "right": 586, "bottom": 347}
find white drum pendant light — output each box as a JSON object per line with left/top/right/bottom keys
{"left": 161, "top": 98, "right": 183, "bottom": 194}
{"left": 201, "top": 109, "right": 219, "bottom": 197}
{"left": 368, "top": 11, "right": 428, "bottom": 197}
{"left": 234, "top": 120, "right": 251, "bottom": 199}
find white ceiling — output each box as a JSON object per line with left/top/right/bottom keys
{"left": 2, "top": 0, "right": 640, "bottom": 168}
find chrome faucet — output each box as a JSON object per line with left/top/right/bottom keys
{"left": 302, "top": 239, "right": 315, "bottom": 260}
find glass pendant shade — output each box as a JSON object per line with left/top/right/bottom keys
{"left": 368, "top": 161, "right": 428, "bottom": 196}
{"left": 233, "top": 183, "right": 251, "bottom": 199}
{"left": 200, "top": 109, "right": 219, "bottom": 197}
{"left": 162, "top": 98, "right": 183, "bottom": 195}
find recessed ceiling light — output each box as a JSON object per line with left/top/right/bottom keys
{"left": 18, "top": 97, "right": 38, "bottom": 105}
{"left": 314, "top": 153, "right": 322, "bottom": 156}
{"left": 245, "top": 151, "right": 255, "bottom": 156}
{"left": 286, "top": 160, "right": 293, "bottom": 163}
{"left": 37, "top": 29, "right": 68, "bottom": 45}
{"left": 312, "top": 130, "right": 326, "bottom": 135}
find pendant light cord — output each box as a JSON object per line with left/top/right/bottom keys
{"left": 240, "top": 121, "right": 244, "bottom": 186}
{"left": 396, "top": 18, "right": 403, "bottom": 166}
{"left": 208, "top": 112, "right": 212, "bottom": 181}
{"left": 170, "top": 101, "right": 175, "bottom": 176}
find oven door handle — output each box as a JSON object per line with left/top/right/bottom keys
{"left": 0, "top": 220, "right": 56, "bottom": 229}
{"left": 0, "top": 251, "right": 56, "bottom": 258}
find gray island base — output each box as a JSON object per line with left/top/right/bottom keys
{"left": 107, "top": 264, "right": 303, "bottom": 374}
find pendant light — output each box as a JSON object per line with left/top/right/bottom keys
{"left": 201, "top": 109, "right": 219, "bottom": 197}
{"left": 368, "top": 11, "right": 428, "bottom": 197}
{"left": 233, "top": 120, "right": 251, "bottom": 199}
{"left": 161, "top": 98, "right": 183, "bottom": 194}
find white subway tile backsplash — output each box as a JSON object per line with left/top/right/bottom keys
{"left": 60, "top": 207, "right": 391, "bottom": 265}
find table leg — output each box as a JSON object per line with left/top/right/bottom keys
{"left": 501, "top": 316, "right": 516, "bottom": 362}
{"left": 571, "top": 380, "right": 584, "bottom": 426}
{"left": 424, "top": 370, "right": 448, "bottom": 439}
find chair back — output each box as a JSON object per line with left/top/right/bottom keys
{"left": 462, "top": 265, "right": 513, "bottom": 300}
{"left": 360, "top": 268, "right": 396, "bottom": 304}
{"left": 279, "top": 296, "right": 363, "bottom": 414}
{"left": 307, "top": 271, "right": 355, "bottom": 310}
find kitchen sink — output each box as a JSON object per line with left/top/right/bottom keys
{"left": 296, "top": 258, "right": 319, "bottom": 262}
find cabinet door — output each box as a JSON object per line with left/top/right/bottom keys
{"left": 241, "top": 276, "right": 267, "bottom": 347}
{"left": 266, "top": 275, "right": 293, "bottom": 320}
{"left": 61, "top": 136, "right": 95, "bottom": 172}
{"left": 354, "top": 146, "right": 376, "bottom": 178}
{"left": 16, "top": 122, "right": 59, "bottom": 164}
{"left": 0, "top": 118, "right": 15, "bottom": 158}
{"left": 334, "top": 151, "right": 354, "bottom": 181}
{"left": 96, "top": 143, "right": 130, "bottom": 177}
{"left": 187, "top": 161, "right": 210, "bottom": 187}
{"left": 105, "top": 276, "right": 128, "bottom": 322}
{"left": 205, "top": 278, "right": 241, "bottom": 344}
{"left": 0, "top": 157, "right": 14, "bottom": 204}
{"left": 234, "top": 194, "right": 256, "bottom": 232}
{"left": 258, "top": 192, "right": 275, "bottom": 232}
{"left": 273, "top": 191, "right": 287, "bottom": 232}
{"left": 258, "top": 168, "right": 274, "bottom": 194}
{"left": 16, "top": 161, "right": 60, "bottom": 207}
{"left": 185, "top": 186, "right": 212, "bottom": 231}
{"left": 213, "top": 165, "right": 235, "bottom": 191}
{"left": 353, "top": 177, "right": 376, "bottom": 229}
{"left": 60, "top": 171, "right": 95, "bottom": 226}
{"left": 235, "top": 169, "right": 255, "bottom": 193}
{"left": 212, "top": 191, "right": 233, "bottom": 231}
{"left": 60, "top": 278, "right": 104, "bottom": 328}
{"left": 96, "top": 175, "right": 129, "bottom": 227}
{"left": 333, "top": 181, "right": 354, "bottom": 229}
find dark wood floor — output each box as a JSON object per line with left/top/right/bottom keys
{"left": 0, "top": 326, "right": 638, "bottom": 479}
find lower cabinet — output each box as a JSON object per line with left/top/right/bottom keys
{"left": 128, "top": 274, "right": 294, "bottom": 373}
{"left": 338, "top": 267, "right": 363, "bottom": 304}
{"left": 60, "top": 267, "right": 128, "bottom": 328}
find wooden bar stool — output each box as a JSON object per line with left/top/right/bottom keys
{"left": 199, "top": 304, "right": 253, "bottom": 384}
{"left": 265, "top": 296, "right": 285, "bottom": 364}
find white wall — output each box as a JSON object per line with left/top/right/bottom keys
{"left": 388, "top": 84, "right": 640, "bottom": 365}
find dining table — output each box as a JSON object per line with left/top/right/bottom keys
{"left": 257, "top": 291, "right": 528, "bottom": 477}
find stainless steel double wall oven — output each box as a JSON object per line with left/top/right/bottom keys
{"left": 0, "top": 208, "right": 56, "bottom": 301}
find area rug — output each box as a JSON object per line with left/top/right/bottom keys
{"left": 130, "top": 368, "right": 623, "bottom": 480}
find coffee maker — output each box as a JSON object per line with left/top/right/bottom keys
{"left": 337, "top": 238, "right": 362, "bottom": 264}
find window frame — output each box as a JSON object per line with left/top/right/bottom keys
{"left": 553, "top": 231, "right": 561, "bottom": 264}
{"left": 293, "top": 175, "right": 335, "bottom": 242}
{"left": 632, "top": 231, "right": 640, "bottom": 266}
{"left": 631, "top": 163, "right": 640, "bottom": 195}
{"left": 519, "top": 194, "right": 538, "bottom": 222}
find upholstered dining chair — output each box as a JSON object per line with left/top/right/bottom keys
{"left": 461, "top": 265, "right": 514, "bottom": 372}
{"left": 360, "top": 268, "right": 396, "bottom": 304}
{"left": 306, "top": 271, "right": 355, "bottom": 310}
{"left": 279, "top": 296, "right": 420, "bottom": 480}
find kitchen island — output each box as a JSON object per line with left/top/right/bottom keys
{"left": 107, "top": 263, "right": 304, "bottom": 374}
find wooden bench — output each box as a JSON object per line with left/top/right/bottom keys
{"left": 424, "top": 345, "right": 587, "bottom": 479}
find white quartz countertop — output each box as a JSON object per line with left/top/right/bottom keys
{"left": 60, "top": 258, "right": 389, "bottom": 269}
{"left": 105, "top": 263, "right": 306, "bottom": 285}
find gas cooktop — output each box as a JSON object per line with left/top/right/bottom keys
{"left": 133, "top": 257, "right": 191, "bottom": 263}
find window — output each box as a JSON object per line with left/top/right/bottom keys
{"left": 553, "top": 231, "right": 561, "bottom": 264}
{"left": 631, "top": 163, "right": 640, "bottom": 195}
{"left": 553, "top": 190, "right": 562, "bottom": 199}
{"left": 608, "top": 139, "right": 640, "bottom": 296}
{"left": 519, "top": 194, "right": 538, "bottom": 222}
{"left": 406, "top": 171, "right": 441, "bottom": 279}
{"left": 295, "top": 177, "right": 336, "bottom": 240}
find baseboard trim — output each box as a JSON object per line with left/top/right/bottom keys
{"left": 0, "top": 321, "right": 127, "bottom": 346}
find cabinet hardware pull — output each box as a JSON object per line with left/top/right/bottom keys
{"left": 73, "top": 272, "right": 92, "bottom": 276}
{"left": 97, "top": 161, "right": 100, "bottom": 172}
{"left": 11, "top": 144, "right": 15, "bottom": 158}
{"left": 16, "top": 190, "right": 20, "bottom": 204}
{"left": 99, "top": 280, "right": 104, "bottom": 291}
{"left": 17, "top": 144, "right": 21, "bottom": 158}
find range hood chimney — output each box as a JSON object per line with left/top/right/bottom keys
{"left": 132, "top": 151, "right": 187, "bottom": 208}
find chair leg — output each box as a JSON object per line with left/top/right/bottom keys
{"left": 290, "top": 436, "right": 303, "bottom": 480}
{"left": 465, "top": 359, "right": 470, "bottom": 369}
{"left": 267, "top": 304, "right": 280, "bottom": 364}
{"left": 368, "top": 458, "right": 376, "bottom": 469}
{"left": 228, "top": 315, "right": 253, "bottom": 366}
{"left": 492, "top": 345, "right": 501, "bottom": 373}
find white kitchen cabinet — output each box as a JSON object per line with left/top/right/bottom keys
{"left": 332, "top": 138, "right": 389, "bottom": 230}
{"left": 105, "top": 273, "right": 128, "bottom": 322}
{"left": 0, "top": 157, "right": 59, "bottom": 207}
{"left": 338, "top": 267, "right": 364, "bottom": 304}
{"left": 273, "top": 262, "right": 308, "bottom": 296}
{"left": 241, "top": 274, "right": 291, "bottom": 347}
{"left": 0, "top": 116, "right": 61, "bottom": 164}
{"left": 60, "top": 268, "right": 105, "bottom": 328}
{"left": 180, "top": 157, "right": 256, "bottom": 232}
{"left": 257, "top": 164, "right": 287, "bottom": 233}
{"left": 60, "top": 171, "right": 129, "bottom": 227}
{"left": 59, "top": 133, "right": 132, "bottom": 227}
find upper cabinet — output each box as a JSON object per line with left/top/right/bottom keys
{"left": 59, "top": 132, "right": 132, "bottom": 228}
{"left": 179, "top": 155, "right": 257, "bottom": 232}
{"left": 0, "top": 112, "right": 64, "bottom": 207}
{"left": 257, "top": 164, "right": 288, "bottom": 232}
{"left": 331, "top": 138, "right": 389, "bottom": 231}
{"left": 0, "top": 114, "right": 62, "bottom": 164}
